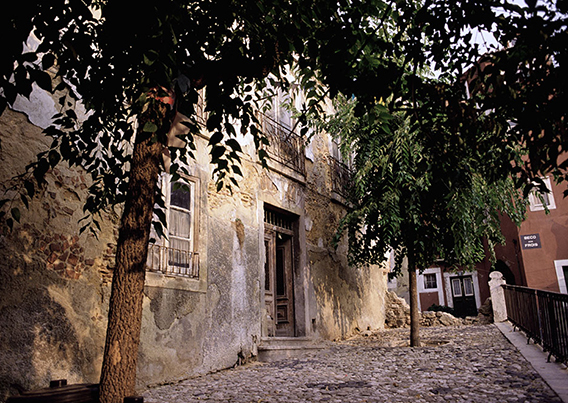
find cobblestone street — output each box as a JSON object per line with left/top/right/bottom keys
{"left": 144, "top": 325, "right": 564, "bottom": 403}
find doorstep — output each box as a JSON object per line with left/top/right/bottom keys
{"left": 258, "top": 337, "right": 330, "bottom": 362}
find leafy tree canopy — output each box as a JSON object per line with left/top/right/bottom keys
{"left": 327, "top": 95, "right": 527, "bottom": 275}
{"left": 1, "top": 0, "right": 399, "bottom": 231}
{"left": 1, "top": 0, "right": 567, "bottom": 397}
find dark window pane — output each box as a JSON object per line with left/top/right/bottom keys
{"left": 265, "top": 241, "right": 271, "bottom": 291}
{"left": 171, "top": 182, "right": 191, "bottom": 210}
{"left": 276, "top": 247, "right": 285, "bottom": 296}
{"left": 424, "top": 273, "right": 437, "bottom": 289}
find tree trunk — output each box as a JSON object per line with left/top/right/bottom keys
{"left": 99, "top": 110, "right": 166, "bottom": 403}
{"left": 408, "top": 265, "right": 421, "bottom": 347}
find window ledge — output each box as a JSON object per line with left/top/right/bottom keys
{"left": 145, "top": 271, "right": 207, "bottom": 293}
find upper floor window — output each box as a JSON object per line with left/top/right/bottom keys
{"left": 528, "top": 177, "right": 556, "bottom": 212}
{"left": 147, "top": 174, "right": 199, "bottom": 278}
{"left": 328, "top": 137, "right": 352, "bottom": 200}
{"left": 424, "top": 273, "right": 438, "bottom": 289}
{"left": 265, "top": 88, "right": 294, "bottom": 130}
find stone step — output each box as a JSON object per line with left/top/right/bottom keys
{"left": 258, "top": 337, "right": 329, "bottom": 362}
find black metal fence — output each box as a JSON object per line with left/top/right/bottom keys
{"left": 503, "top": 284, "right": 568, "bottom": 363}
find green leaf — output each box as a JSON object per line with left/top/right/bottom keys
{"left": 11, "top": 208, "right": 21, "bottom": 223}
{"left": 232, "top": 164, "right": 243, "bottom": 177}
{"left": 23, "top": 180, "right": 34, "bottom": 200}
{"left": 155, "top": 208, "right": 167, "bottom": 227}
{"left": 153, "top": 221, "right": 167, "bottom": 240}
{"left": 30, "top": 70, "right": 53, "bottom": 93}
{"left": 226, "top": 139, "right": 242, "bottom": 153}
{"left": 143, "top": 122, "right": 158, "bottom": 133}
{"left": 20, "top": 195, "right": 29, "bottom": 209}
{"left": 48, "top": 150, "right": 61, "bottom": 168}
{"left": 42, "top": 53, "right": 56, "bottom": 69}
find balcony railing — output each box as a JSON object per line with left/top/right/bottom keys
{"left": 146, "top": 243, "right": 199, "bottom": 279}
{"left": 329, "top": 156, "right": 352, "bottom": 199}
{"left": 261, "top": 113, "right": 305, "bottom": 175}
{"left": 503, "top": 284, "right": 568, "bottom": 363}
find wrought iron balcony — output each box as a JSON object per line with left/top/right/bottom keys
{"left": 146, "top": 243, "right": 199, "bottom": 279}
{"left": 329, "top": 156, "right": 352, "bottom": 199}
{"left": 261, "top": 113, "right": 305, "bottom": 175}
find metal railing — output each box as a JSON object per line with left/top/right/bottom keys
{"left": 328, "top": 156, "right": 352, "bottom": 199}
{"left": 503, "top": 284, "right": 568, "bottom": 363}
{"left": 146, "top": 244, "right": 199, "bottom": 279}
{"left": 261, "top": 113, "right": 305, "bottom": 175}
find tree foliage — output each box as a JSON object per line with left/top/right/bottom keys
{"left": 319, "top": 0, "right": 567, "bottom": 345}
{"left": 328, "top": 96, "right": 527, "bottom": 275}
{"left": 1, "top": 0, "right": 567, "bottom": 397}
{"left": 0, "top": 1, "right": 412, "bottom": 402}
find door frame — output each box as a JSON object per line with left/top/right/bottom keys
{"left": 554, "top": 259, "right": 568, "bottom": 294}
{"left": 443, "top": 270, "right": 481, "bottom": 310}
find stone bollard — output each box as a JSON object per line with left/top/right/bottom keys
{"left": 489, "top": 271, "right": 507, "bottom": 322}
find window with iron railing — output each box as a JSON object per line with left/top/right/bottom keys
{"left": 328, "top": 155, "right": 352, "bottom": 199}
{"left": 261, "top": 112, "right": 305, "bottom": 175}
{"left": 146, "top": 175, "right": 200, "bottom": 279}
{"left": 328, "top": 138, "right": 353, "bottom": 199}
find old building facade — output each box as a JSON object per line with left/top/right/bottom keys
{"left": 0, "top": 86, "right": 387, "bottom": 400}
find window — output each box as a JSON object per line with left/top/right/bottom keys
{"left": 528, "top": 177, "right": 556, "bottom": 211}
{"left": 260, "top": 86, "right": 305, "bottom": 175}
{"left": 463, "top": 277, "right": 474, "bottom": 296}
{"left": 424, "top": 273, "right": 438, "bottom": 289}
{"left": 554, "top": 260, "right": 568, "bottom": 294}
{"left": 452, "top": 278, "right": 463, "bottom": 297}
{"left": 146, "top": 175, "right": 199, "bottom": 279}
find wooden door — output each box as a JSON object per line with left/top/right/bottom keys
{"left": 264, "top": 230, "right": 295, "bottom": 337}
{"left": 451, "top": 276, "right": 477, "bottom": 317}
{"left": 264, "top": 234, "right": 276, "bottom": 336}
{"left": 275, "top": 235, "right": 294, "bottom": 336}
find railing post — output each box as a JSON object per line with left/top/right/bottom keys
{"left": 547, "top": 296, "right": 558, "bottom": 362}
{"left": 489, "top": 271, "right": 507, "bottom": 322}
{"left": 535, "top": 289, "right": 545, "bottom": 346}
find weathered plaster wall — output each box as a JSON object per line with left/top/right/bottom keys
{"left": 0, "top": 100, "right": 387, "bottom": 401}
{"left": 302, "top": 133, "right": 387, "bottom": 341}
{"left": 137, "top": 135, "right": 264, "bottom": 387}
{"left": 0, "top": 109, "right": 267, "bottom": 397}
{"left": 0, "top": 109, "right": 115, "bottom": 400}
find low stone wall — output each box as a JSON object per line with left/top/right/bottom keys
{"left": 384, "top": 291, "right": 493, "bottom": 328}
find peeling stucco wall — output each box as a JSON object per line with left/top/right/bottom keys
{"left": 0, "top": 93, "right": 387, "bottom": 401}
{"left": 0, "top": 108, "right": 114, "bottom": 400}
{"left": 303, "top": 132, "right": 387, "bottom": 341}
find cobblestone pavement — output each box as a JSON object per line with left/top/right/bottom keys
{"left": 144, "top": 325, "right": 562, "bottom": 403}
